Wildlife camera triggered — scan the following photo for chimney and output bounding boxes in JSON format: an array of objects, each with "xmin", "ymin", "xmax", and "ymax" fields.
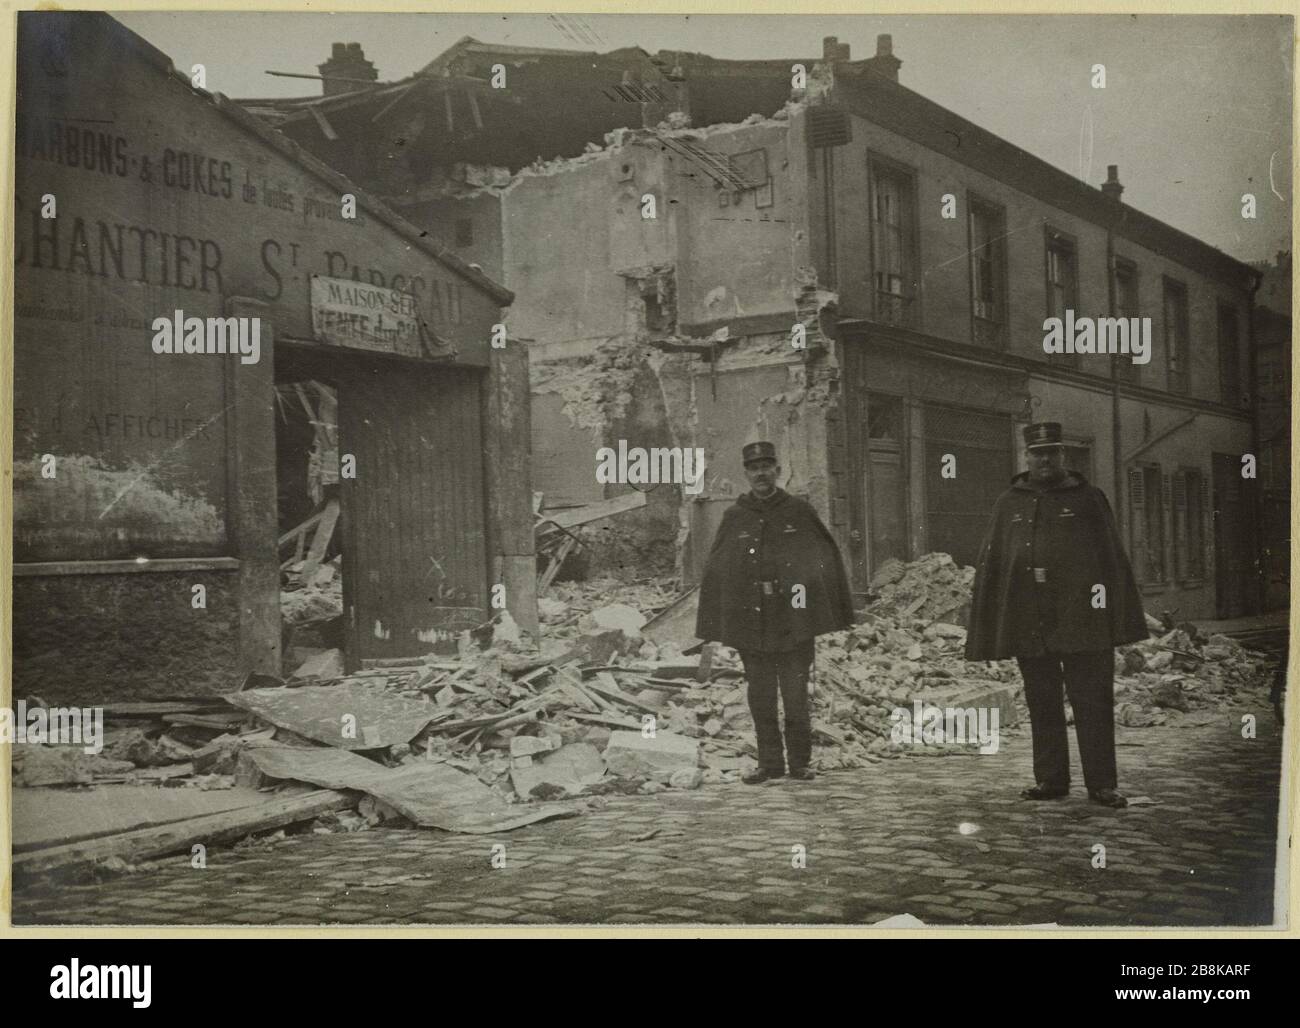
[
  {"xmin": 822, "ymin": 36, "xmax": 851, "ymax": 63},
  {"xmin": 318, "ymin": 42, "xmax": 378, "ymax": 97},
  {"xmin": 1102, "ymin": 164, "xmax": 1124, "ymax": 202},
  {"xmin": 863, "ymin": 34, "xmax": 901, "ymax": 83}
]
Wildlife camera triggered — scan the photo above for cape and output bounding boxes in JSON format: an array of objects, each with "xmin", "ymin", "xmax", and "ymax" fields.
[
  {"xmin": 964, "ymin": 471, "xmax": 1149, "ymax": 660},
  {"xmin": 695, "ymin": 488, "xmax": 855, "ymax": 652}
]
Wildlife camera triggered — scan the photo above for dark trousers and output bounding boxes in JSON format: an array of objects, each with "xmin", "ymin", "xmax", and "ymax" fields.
[
  {"xmin": 739, "ymin": 640, "xmax": 814, "ymax": 774},
  {"xmin": 1016, "ymin": 650, "xmax": 1118, "ymax": 793}
]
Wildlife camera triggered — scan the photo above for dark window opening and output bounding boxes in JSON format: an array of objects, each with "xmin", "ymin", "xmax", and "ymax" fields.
[
  {"xmin": 1045, "ymin": 228, "xmax": 1079, "ymax": 369},
  {"xmin": 969, "ymin": 197, "xmax": 1007, "ymax": 347},
  {"xmin": 1217, "ymin": 302, "xmax": 1241, "ymax": 405},
  {"xmin": 1114, "ymin": 258, "xmax": 1141, "ymax": 384},
  {"xmin": 1163, "ymin": 278, "xmax": 1190, "ymax": 395}
]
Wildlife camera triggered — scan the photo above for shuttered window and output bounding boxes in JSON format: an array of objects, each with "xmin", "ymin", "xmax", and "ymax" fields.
[
  {"xmin": 1114, "ymin": 258, "xmax": 1141, "ymax": 384},
  {"xmin": 1045, "ymin": 227, "xmax": 1079, "ymax": 369},
  {"xmin": 1163, "ymin": 278, "xmax": 1190, "ymax": 395},
  {"xmin": 969, "ymin": 196, "xmax": 1006, "ymax": 347},
  {"xmin": 1128, "ymin": 462, "xmax": 1166, "ymax": 585},
  {"xmin": 1173, "ymin": 467, "xmax": 1206, "ymax": 581}
]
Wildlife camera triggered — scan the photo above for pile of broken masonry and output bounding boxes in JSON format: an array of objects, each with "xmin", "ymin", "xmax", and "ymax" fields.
[{"xmin": 13, "ymin": 553, "xmax": 1279, "ymax": 877}]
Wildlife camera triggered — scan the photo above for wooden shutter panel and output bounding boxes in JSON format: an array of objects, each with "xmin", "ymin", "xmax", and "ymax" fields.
[
  {"xmin": 1160, "ymin": 471, "xmax": 1172, "ymax": 582},
  {"xmin": 1172, "ymin": 470, "xmax": 1188, "ymax": 580},
  {"xmin": 1128, "ymin": 466, "xmax": 1146, "ymax": 583},
  {"xmin": 1199, "ymin": 475, "xmax": 1210, "ymax": 579}
]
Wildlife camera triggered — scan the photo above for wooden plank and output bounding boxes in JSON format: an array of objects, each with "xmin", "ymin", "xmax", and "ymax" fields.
[
  {"xmin": 306, "ymin": 103, "xmax": 340, "ymax": 140},
  {"xmin": 14, "ymin": 789, "xmax": 354, "ymax": 877},
  {"xmin": 540, "ymin": 491, "xmax": 647, "ymax": 530},
  {"xmin": 101, "ymin": 701, "xmax": 231, "ymax": 718},
  {"xmin": 300, "ymin": 497, "xmax": 340, "ymax": 583},
  {"xmin": 585, "ymin": 678, "xmax": 661, "ymax": 715},
  {"xmin": 162, "ymin": 712, "xmax": 247, "ymax": 729},
  {"xmin": 640, "ymin": 585, "xmax": 702, "ymax": 650},
  {"xmin": 568, "ymin": 711, "xmax": 641, "ymax": 730}
]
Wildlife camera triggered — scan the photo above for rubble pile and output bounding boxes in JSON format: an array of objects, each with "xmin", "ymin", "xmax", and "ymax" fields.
[
  {"xmin": 280, "ymin": 555, "xmax": 343, "ymax": 628},
  {"xmin": 1113, "ymin": 625, "xmax": 1275, "ymax": 726},
  {"xmin": 15, "ymin": 555, "xmax": 1280, "ymax": 876}
]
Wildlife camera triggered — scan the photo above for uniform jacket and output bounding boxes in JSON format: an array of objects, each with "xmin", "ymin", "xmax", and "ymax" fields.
[
  {"xmin": 696, "ymin": 488, "xmax": 855, "ymax": 652},
  {"xmin": 964, "ymin": 471, "xmax": 1148, "ymax": 660}
]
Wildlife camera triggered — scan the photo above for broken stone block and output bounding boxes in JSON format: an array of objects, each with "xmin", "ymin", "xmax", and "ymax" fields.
[
  {"xmin": 292, "ymin": 648, "xmax": 345, "ymax": 680},
  {"xmin": 1147, "ymin": 651, "xmax": 1174, "ymax": 670},
  {"xmin": 1150, "ymin": 680, "xmax": 1190, "ymax": 712},
  {"xmin": 510, "ymin": 734, "xmax": 558, "ymax": 759},
  {"xmin": 13, "ymin": 746, "xmax": 136, "ymax": 787},
  {"xmin": 915, "ymin": 681, "xmax": 1020, "ymax": 729},
  {"xmin": 510, "ymin": 742, "xmax": 605, "ymax": 798},
  {"xmin": 435, "ymin": 685, "xmax": 457, "ymax": 707},
  {"xmin": 603, "ymin": 730, "xmax": 699, "ymax": 782},
  {"xmin": 192, "ymin": 734, "xmax": 247, "ymax": 774},
  {"xmin": 579, "ymin": 603, "xmax": 647, "ymax": 637},
  {"xmin": 669, "ymin": 767, "xmax": 704, "ymax": 790}
]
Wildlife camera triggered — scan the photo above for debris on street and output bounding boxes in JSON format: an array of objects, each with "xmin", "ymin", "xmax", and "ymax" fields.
[{"xmin": 12, "ymin": 553, "xmax": 1279, "ymax": 879}]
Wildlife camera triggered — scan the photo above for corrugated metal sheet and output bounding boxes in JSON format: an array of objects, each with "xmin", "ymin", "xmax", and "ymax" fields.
[{"xmin": 339, "ymin": 362, "xmax": 488, "ymax": 661}]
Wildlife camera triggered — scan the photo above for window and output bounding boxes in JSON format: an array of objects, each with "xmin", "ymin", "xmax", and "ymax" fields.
[
  {"xmin": 969, "ymin": 196, "xmax": 1007, "ymax": 347},
  {"xmin": 1045, "ymin": 228, "xmax": 1079, "ymax": 367},
  {"xmin": 870, "ymin": 159, "xmax": 918, "ymax": 327},
  {"xmin": 1163, "ymin": 278, "xmax": 1190, "ymax": 394},
  {"xmin": 1172, "ymin": 467, "xmax": 1206, "ymax": 581},
  {"xmin": 1114, "ymin": 258, "xmax": 1140, "ymax": 384},
  {"xmin": 1217, "ymin": 303, "xmax": 1241, "ymax": 405},
  {"xmin": 1128, "ymin": 463, "xmax": 1167, "ymax": 585},
  {"xmin": 454, "ymin": 218, "xmax": 473, "ymax": 247}
]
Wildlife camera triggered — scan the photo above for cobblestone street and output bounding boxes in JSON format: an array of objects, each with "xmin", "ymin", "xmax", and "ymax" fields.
[{"xmin": 12, "ymin": 713, "xmax": 1284, "ymax": 928}]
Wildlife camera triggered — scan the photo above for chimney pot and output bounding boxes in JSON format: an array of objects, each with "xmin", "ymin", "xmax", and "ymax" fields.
[
  {"xmin": 1102, "ymin": 164, "xmax": 1124, "ymax": 202},
  {"xmin": 822, "ymin": 35, "xmax": 851, "ymax": 62},
  {"xmin": 862, "ymin": 33, "xmax": 901, "ymax": 82},
  {"xmin": 318, "ymin": 41, "xmax": 378, "ymax": 96}
]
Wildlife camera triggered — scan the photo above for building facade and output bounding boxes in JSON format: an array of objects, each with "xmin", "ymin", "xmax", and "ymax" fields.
[
  {"xmin": 12, "ymin": 13, "xmax": 535, "ymax": 703},
  {"xmin": 246, "ymin": 33, "xmax": 1269, "ymax": 620}
]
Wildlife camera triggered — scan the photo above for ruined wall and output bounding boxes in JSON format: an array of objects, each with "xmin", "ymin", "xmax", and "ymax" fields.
[
  {"xmin": 398, "ymin": 191, "xmax": 506, "ymax": 284},
  {"xmin": 673, "ymin": 112, "xmax": 813, "ymax": 329},
  {"xmin": 500, "ymin": 110, "xmax": 839, "ymax": 584}
]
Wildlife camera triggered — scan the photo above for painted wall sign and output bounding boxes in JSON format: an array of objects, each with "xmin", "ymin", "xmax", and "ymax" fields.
[
  {"xmin": 310, "ymin": 275, "xmax": 448, "ymax": 359},
  {"xmin": 13, "ymin": 14, "xmax": 502, "ymax": 561}
]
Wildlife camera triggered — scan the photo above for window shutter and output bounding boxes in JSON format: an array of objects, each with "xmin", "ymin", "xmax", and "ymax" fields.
[
  {"xmin": 1128, "ymin": 467, "xmax": 1146, "ymax": 582},
  {"xmin": 1161, "ymin": 471, "xmax": 1172, "ymax": 581},
  {"xmin": 1172, "ymin": 470, "xmax": 1188, "ymax": 580},
  {"xmin": 1199, "ymin": 476, "xmax": 1210, "ymax": 579}
]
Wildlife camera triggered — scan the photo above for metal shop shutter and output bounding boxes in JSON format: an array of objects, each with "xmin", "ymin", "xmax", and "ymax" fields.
[{"xmin": 923, "ymin": 405, "xmax": 1013, "ymax": 567}]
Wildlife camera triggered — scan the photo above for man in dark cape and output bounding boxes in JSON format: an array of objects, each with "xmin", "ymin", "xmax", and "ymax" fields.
[
  {"xmin": 696, "ymin": 442, "xmax": 855, "ymax": 783},
  {"xmin": 966, "ymin": 421, "xmax": 1147, "ymax": 808}
]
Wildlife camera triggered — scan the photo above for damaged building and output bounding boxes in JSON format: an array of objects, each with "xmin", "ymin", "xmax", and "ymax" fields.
[
  {"xmin": 12, "ymin": 13, "xmax": 535, "ymax": 703},
  {"xmin": 246, "ymin": 33, "xmax": 1264, "ymax": 620}
]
